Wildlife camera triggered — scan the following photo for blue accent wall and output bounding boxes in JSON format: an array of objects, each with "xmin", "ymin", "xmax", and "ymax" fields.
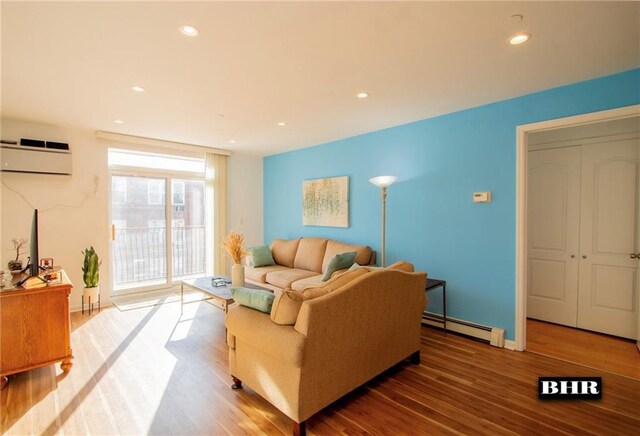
[{"xmin": 264, "ymin": 69, "xmax": 640, "ymax": 340}]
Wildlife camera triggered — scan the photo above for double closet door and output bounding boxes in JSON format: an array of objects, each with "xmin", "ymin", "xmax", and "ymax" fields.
[{"xmin": 527, "ymin": 138, "xmax": 640, "ymax": 339}]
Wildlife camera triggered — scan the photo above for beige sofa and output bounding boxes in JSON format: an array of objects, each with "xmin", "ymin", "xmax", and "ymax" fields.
[
  {"xmin": 245, "ymin": 237, "xmax": 376, "ymax": 293},
  {"xmin": 226, "ymin": 264, "xmax": 427, "ymax": 435}
]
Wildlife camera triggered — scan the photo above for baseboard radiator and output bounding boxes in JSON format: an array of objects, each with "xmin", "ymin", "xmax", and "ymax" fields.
[{"xmin": 422, "ymin": 312, "xmax": 506, "ymax": 348}]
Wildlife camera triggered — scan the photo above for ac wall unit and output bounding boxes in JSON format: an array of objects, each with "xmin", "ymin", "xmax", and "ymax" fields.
[{"xmin": 0, "ymin": 145, "xmax": 72, "ymax": 175}]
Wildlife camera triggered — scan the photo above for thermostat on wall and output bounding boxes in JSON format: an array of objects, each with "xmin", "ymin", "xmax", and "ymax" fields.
[{"xmin": 473, "ymin": 192, "xmax": 492, "ymax": 203}]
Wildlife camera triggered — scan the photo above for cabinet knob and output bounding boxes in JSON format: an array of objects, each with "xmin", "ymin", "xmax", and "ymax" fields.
[
  {"xmin": 570, "ymin": 255, "xmax": 576, "ymax": 258},
  {"xmin": 582, "ymin": 255, "xmax": 587, "ymax": 259},
  {"xmin": 631, "ymin": 253, "xmax": 638, "ymax": 259}
]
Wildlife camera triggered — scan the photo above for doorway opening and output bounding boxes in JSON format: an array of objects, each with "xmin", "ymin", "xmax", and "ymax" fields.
[{"xmin": 515, "ymin": 105, "xmax": 640, "ymax": 371}]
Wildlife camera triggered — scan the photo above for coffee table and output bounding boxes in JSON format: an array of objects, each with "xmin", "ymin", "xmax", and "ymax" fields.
[{"xmin": 180, "ymin": 276, "xmax": 267, "ymax": 315}]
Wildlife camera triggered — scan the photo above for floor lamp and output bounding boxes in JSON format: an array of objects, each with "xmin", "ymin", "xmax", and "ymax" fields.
[{"xmin": 369, "ymin": 175, "xmax": 398, "ymax": 267}]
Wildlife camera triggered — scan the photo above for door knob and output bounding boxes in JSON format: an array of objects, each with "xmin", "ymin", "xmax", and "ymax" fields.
[{"xmin": 582, "ymin": 255, "xmax": 587, "ymax": 259}]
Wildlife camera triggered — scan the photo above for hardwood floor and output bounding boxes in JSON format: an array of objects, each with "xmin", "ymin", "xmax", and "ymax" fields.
[
  {"xmin": 527, "ymin": 318, "xmax": 640, "ymax": 380},
  {"xmin": 2, "ymin": 300, "xmax": 640, "ymax": 435}
]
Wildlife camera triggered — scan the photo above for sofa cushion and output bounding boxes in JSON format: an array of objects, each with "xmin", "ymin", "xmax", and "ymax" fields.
[
  {"xmin": 231, "ymin": 287, "xmax": 276, "ymax": 313},
  {"xmin": 246, "ymin": 264, "xmax": 288, "ymax": 283},
  {"xmin": 247, "ymin": 245, "xmax": 276, "ymax": 267},
  {"xmin": 266, "ymin": 268, "xmax": 318, "ymax": 289},
  {"xmin": 321, "ymin": 251, "xmax": 357, "ymax": 281},
  {"xmin": 271, "ymin": 289, "xmax": 306, "ymax": 325},
  {"xmin": 271, "ymin": 238, "xmax": 300, "ymax": 268},
  {"xmin": 293, "ymin": 238, "xmax": 329, "ymax": 273},
  {"xmin": 301, "ymin": 268, "xmax": 369, "ymax": 300},
  {"xmin": 291, "ymin": 274, "xmax": 323, "ymax": 291},
  {"xmin": 322, "ymin": 240, "xmax": 372, "ymax": 272}
]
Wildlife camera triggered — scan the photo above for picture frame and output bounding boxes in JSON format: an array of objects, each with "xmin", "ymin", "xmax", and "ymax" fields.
[
  {"xmin": 302, "ymin": 176, "xmax": 349, "ymax": 228},
  {"xmin": 40, "ymin": 257, "xmax": 54, "ymax": 270}
]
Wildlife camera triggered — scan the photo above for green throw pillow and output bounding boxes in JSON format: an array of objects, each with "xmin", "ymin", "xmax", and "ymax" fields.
[
  {"xmin": 231, "ymin": 287, "xmax": 275, "ymax": 313},
  {"xmin": 322, "ymin": 251, "xmax": 357, "ymax": 281},
  {"xmin": 247, "ymin": 245, "xmax": 275, "ymax": 267}
]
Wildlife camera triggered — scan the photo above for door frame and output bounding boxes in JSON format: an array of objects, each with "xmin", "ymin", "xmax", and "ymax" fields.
[{"xmin": 514, "ymin": 104, "xmax": 640, "ymax": 351}]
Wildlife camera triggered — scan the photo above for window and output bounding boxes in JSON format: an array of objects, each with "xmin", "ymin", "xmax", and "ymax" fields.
[
  {"xmin": 147, "ymin": 179, "xmax": 165, "ymax": 205},
  {"xmin": 172, "ymin": 180, "xmax": 185, "ymax": 205},
  {"xmin": 108, "ymin": 149, "xmax": 205, "ymax": 174},
  {"xmin": 109, "ymin": 148, "xmax": 207, "ymax": 293},
  {"xmin": 148, "ymin": 220, "xmax": 165, "ymax": 228},
  {"xmin": 112, "ymin": 177, "xmax": 127, "ymax": 204}
]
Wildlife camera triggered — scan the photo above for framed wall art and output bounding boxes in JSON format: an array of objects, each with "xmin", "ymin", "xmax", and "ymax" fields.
[{"xmin": 302, "ymin": 176, "xmax": 349, "ymax": 228}]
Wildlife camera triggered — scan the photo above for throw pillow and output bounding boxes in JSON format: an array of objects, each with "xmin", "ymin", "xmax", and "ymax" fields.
[
  {"xmin": 231, "ymin": 287, "xmax": 275, "ymax": 313},
  {"xmin": 322, "ymin": 251, "xmax": 357, "ymax": 281},
  {"xmin": 302, "ymin": 267, "xmax": 369, "ymax": 299},
  {"xmin": 270, "ymin": 289, "xmax": 306, "ymax": 325},
  {"xmin": 247, "ymin": 245, "xmax": 276, "ymax": 267}
]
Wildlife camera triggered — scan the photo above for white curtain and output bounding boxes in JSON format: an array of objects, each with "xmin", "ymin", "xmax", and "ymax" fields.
[{"xmin": 205, "ymin": 153, "xmax": 228, "ymax": 276}]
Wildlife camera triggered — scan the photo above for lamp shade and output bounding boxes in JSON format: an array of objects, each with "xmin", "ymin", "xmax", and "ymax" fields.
[{"xmin": 369, "ymin": 175, "xmax": 398, "ymax": 188}]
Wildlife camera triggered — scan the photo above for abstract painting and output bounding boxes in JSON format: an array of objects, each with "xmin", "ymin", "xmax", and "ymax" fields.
[{"xmin": 302, "ymin": 176, "xmax": 349, "ymax": 227}]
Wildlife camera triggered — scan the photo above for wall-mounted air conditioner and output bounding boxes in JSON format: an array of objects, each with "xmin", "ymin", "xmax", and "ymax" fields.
[{"xmin": 1, "ymin": 144, "xmax": 72, "ymax": 175}]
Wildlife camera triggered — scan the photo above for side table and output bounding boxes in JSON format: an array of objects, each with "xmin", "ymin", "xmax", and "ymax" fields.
[{"xmin": 424, "ymin": 278, "xmax": 447, "ymax": 335}]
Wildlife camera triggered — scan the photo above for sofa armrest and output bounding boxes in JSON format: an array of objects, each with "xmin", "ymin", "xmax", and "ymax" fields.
[{"xmin": 226, "ymin": 305, "xmax": 307, "ymax": 368}]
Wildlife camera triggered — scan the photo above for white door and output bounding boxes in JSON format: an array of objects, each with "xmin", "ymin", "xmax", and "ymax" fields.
[
  {"xmin": 577, "ymin": 139, "xmax": 640, "ymax": 339},
  {"xmin": 527, "ymin": 147, "xmax": 582, "ymax": 326}
]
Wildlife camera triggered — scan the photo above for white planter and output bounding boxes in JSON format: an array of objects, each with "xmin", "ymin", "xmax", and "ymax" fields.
[
  {"xmin": 82, "ymin": 285, "xmax": 101, "ymax": 314},
  {"xmin": 83, "ymin": 285, "xmax": 100, "ymax": 300},
  {"xmin": 231, "ymin": 264, "xmax": 245, "ymax": 288}
]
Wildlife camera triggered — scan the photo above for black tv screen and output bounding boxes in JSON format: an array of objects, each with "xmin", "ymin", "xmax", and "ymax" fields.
[{"xmin": 29, "ymin": 209, "xmax": 39, "ymax": 277}]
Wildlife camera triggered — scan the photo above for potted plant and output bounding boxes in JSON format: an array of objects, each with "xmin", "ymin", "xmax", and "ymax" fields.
[
  {"xmin": 222, "ymin": 231, "xmax": 248, "ymax": 287},
  {"xmin": 81, "ymin": 246, "xmax": 101, "ymax": 314},
  {"xmin": 8, "ymin": 238, "xmax": 27, "ymax": 271}
]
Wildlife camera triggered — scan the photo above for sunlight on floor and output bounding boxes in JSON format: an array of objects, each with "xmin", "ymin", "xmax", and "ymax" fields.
[{"xmin": 170, "ymin": 302, "xmax": 200, "ymax": 341}]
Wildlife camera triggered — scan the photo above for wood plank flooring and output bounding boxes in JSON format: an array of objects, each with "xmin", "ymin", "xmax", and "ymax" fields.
[
  {"xmin": 2, "ymin": 300, "xmax": 640, "ymax": 435},
  {"xmin": 527, "ymin": 318, "xmax": 640, "ymax": 380}
]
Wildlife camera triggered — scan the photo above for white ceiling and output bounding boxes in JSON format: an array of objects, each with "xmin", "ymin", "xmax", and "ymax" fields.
[{"xmin": 2, "ymin": 1, "xmax": 638, "ymax": 156}]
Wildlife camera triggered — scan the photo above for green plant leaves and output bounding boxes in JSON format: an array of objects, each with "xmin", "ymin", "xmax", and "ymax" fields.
[{"xmin": 81, "ymin": 246, "xmax": 101, "ymax": 288}]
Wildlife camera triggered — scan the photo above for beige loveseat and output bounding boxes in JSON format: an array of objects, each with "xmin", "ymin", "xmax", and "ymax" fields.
[
  {"xmin": 245, "ymin": 237, "xmax": 376, "ymax": 293},
  {"xmin": 226, "ymin": 264, "xmax": 427, "ymax": 435}
]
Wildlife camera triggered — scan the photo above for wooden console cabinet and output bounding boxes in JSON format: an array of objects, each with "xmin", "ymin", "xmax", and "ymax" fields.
[{"xmin": 0, "ymin": 271, "xmax": 73, "ymax": 388}]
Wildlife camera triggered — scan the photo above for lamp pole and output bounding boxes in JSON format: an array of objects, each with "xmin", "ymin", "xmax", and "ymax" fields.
[
  {"xmin": 369, "ymin": 176, "xmax": 397, "ymax": 268},
  {"xmin": 381, "ymin": 186, "xmax": 387, "ymax": 267}
]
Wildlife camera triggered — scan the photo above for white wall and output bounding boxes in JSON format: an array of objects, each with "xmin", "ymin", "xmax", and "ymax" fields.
[
  {"xmin": 228, "ymin": 152, "xmax": 263, "ymax": 247},
  {"xmin": 1, "ymin": 118, "xmax": 110, "ymax": 311},
  {"xmin": 1, "ymin": 118, "xmax": 263, "ymax": 311}
]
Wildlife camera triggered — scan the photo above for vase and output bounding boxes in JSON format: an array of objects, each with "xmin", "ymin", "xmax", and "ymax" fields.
[{"xmin": 231, "ymin": 264, "xmax": 245, "ymax": 288}]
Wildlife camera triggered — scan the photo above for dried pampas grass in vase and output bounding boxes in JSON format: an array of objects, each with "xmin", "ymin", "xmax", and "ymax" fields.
[{"xmin": 222, "ymin": 231, "xmax": 248, "ymax": 287}]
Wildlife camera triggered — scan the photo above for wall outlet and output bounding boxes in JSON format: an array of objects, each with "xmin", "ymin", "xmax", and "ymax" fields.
[{"xmin": 473, "ymin": 192, "xmax": 492, "ymax": 203}]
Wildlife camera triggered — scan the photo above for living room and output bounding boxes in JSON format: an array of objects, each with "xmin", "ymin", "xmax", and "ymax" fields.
[{"xmin": 1, "ymin": 1, "xmax": 639, "ymax": 435}]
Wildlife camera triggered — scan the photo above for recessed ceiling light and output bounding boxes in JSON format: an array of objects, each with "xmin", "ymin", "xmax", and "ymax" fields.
[
  {"xmin": 508, "ymin": 32, "xmax": 531, "ymax": 45},
  {"xmin": 229, "ymin": 140, "xmax": 236, "ymax": 144},
  {"xmin": 131, "ymin": 86, "xmax": 145, "ymax": 92},
  {"xmin": 114, "ymin": 119, "xmax": 124, "ymax": 124},
  {"xmin": 180, "ymin": 25, "xmax": 199, "ymax": 37},
  {"xmin": 357, "ymin": 92, "xmax": 369, "ymax": 99},
  {"xmin": 277, "ymin": 122, "xmax": 286, "ymax": 126}
]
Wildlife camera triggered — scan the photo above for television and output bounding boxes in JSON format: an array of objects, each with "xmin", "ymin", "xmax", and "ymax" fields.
[
  {"xmin": 29, "ymin": 209, "xmax": 40, "ymax": 277},
  {"xmin": 15, "ymin": 209, "xmax": 41, "ymax": 287}
]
